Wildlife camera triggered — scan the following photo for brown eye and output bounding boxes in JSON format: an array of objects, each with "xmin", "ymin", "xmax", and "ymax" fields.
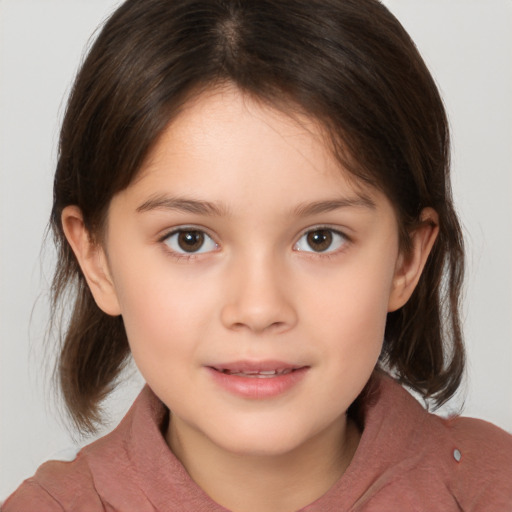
[
  {"xmin": 177, "ymin": 231, "xmax": 204, "ymax": 252},
  {"xmin": 306, "ymin": 230, "xmax": 333, "ymax": 252},
  {"xmin": 164, "ymin": 229, "xmax": 217, "ymax": 254},
  {"xmin": 294, "ymin": 228, "xmax": 347, "ymax": 253}
]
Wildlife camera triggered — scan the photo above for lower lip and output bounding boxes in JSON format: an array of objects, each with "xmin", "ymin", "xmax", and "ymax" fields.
[{"xmin": 206, "ymin": 367, "xmax": 309, "ymax": 399}]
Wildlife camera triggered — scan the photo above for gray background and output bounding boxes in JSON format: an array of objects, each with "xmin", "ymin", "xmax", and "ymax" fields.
[{"xmin": 1, "ymin": 0, "xmax": 511, "ymax": 499}]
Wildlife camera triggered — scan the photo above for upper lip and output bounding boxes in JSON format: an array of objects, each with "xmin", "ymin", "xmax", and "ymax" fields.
[{"xmin": 208, "ymin": 360, "xmax": 306, "ymax": 373}]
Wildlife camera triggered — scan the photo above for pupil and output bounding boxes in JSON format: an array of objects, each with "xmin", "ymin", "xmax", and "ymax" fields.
[
  {"xmin": 178, "ymin": 231, "xmax": 204, "ymax": 252},
  {"xmin": 307, "ymin": 230, "xmax": 332, "ymax": 252}
]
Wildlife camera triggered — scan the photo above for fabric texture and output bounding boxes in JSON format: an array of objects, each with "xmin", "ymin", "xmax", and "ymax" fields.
[{"xmin": 3, "ymin": 375, "xmax": 512, "ymax": 511}]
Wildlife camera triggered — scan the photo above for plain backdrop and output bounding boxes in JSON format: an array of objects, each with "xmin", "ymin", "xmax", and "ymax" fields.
[{"xmin": 1, "ymin": 0, "xmax": 511, "ymax": 500}]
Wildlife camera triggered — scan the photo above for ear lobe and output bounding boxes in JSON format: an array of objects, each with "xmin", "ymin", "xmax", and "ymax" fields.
[
  {"xmin": 61, "ymin": 206, "xmax": 121, "ymax": 316},
  {"xmin": 388, "ymin": 207, "xmax": 439, "ymax": 312}
]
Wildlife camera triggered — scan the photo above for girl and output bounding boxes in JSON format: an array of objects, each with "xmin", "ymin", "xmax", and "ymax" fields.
[{"xmin": 3, "ymin": 0, "xmax": 512, "ymax": 510}]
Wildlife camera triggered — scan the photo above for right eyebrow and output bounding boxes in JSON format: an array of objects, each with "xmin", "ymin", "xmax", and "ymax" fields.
[{"xmin": 136, "ymin": 195, "xmax": 228, "ymax": 216}]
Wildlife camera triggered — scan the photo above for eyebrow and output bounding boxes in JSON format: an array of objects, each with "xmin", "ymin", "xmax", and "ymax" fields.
[
  {"xmin": 136, "ymin": 193, "xmax": 376, "ymax": 217},
  {"xmin": 136, "ymin": 195, "xmax": 228, "ymax": 216},
  {"xmin": 293, "ymin": 195, "xmax": 377, "ymax": 216}
]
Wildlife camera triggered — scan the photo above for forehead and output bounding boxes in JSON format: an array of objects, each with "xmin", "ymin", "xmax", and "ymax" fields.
[{"xmin": 128, "ymin": 86, "xmax": 387, "ymax": 214}]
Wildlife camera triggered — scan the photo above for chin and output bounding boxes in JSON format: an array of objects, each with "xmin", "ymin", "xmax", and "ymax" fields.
[{"xmin": 207, "ymin": 421, "xmax": 323, "ymax": 459}]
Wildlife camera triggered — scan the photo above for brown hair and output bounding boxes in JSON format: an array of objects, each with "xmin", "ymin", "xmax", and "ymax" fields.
[{"xmin": 51, "ymin": 0, "xmax": 465, "ymax": 432}]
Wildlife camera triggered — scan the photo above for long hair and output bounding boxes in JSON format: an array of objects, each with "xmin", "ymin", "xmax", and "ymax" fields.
[{"xmin": 51, "ymin": 0, "xmax": 464, "ymax": 432}]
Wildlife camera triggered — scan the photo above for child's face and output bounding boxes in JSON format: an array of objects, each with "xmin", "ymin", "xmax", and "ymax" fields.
[{"xmin": 88, "ymin": 87, "xmax": 417, "ymax": 457}]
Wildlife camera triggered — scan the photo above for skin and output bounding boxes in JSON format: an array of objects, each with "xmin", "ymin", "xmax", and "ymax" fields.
[{"xmin": 63, "ymin": 86, "xmax": 438, "ymax": 512}]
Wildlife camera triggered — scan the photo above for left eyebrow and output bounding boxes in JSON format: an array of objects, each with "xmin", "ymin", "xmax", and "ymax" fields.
[
  {"xmin": 293, "ymin": 195, "xmax": 377, "ymax": 217},
  {"xmin": 136, "ymin": 195, "xmax": 228, "ymax": 216}
]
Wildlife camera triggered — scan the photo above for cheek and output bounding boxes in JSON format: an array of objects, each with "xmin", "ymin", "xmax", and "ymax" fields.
[
  {"xmin": 304, "ymin": 251, "xmax": 397, "ymax": 366},
  {"xmin": 308, "ymin": 255, "xmax": 395, "ymax": 328},
  {"xmin": 110, "ymin": 256, "xmax": 216, "ymax": 362},
  {"xmin": 119, "ymin": 283, "xmax": 207, "ymax": 394},
  {"xmin": 316, "ymin": 285, "xmax": 390, "ymax": 404}
]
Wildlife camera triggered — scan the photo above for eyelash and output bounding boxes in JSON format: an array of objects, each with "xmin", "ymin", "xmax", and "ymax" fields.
[
  {"xmin": 293, "ymin": 226, "xmax": 350, "ymax": 257},
  {"xmin": 158, "ymin": 225, "xmax": 350, "ymax": 261},
  {"xmin": 159, "ymin": 226, "xmax": 219, "ymax": 261}
]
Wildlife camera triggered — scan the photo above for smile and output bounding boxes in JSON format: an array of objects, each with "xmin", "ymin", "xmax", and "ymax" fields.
[{"xmin": 207, "ymin": 362, "xmax": 309, "ymax": 398}]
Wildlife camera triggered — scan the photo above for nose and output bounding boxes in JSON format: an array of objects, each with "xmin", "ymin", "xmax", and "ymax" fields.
[{"xmin": 220, "ymin": 253, "xmax": 298, "ymax": 334}]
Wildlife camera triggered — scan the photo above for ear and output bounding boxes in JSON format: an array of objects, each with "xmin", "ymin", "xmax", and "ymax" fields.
[
  {"xmin": 388, "ymin": 207, "xmax": 439, "ymax": 312},
  {"xmin": 61, "ymin": 206, "xmax": 121, "ymax": 316}
]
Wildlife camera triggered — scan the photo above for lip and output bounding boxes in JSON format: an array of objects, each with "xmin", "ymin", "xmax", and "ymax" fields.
[{"xmin": 206, "ymin": 360, "xmax": 309, "ymax": 399}]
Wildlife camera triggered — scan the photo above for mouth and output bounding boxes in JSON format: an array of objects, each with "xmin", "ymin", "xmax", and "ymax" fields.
[{"xmin": 206, "ymin": 361, "xmax": 309, "ymax": 398}]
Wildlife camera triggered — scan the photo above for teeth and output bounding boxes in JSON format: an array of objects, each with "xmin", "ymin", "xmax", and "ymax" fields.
[{"xmin": 221, "ymin": 368, "xmax": 294, "ymax": 377}]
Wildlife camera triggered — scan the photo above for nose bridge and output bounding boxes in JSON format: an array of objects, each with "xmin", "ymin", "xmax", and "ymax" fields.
[{"xmin": 220, "ymin": 246, "xmax": 297, "ymax": 334}]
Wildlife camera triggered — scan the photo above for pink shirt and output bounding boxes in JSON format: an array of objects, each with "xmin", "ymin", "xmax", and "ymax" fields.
[{"xmin": 4, "ymin": 375, "xmax": 512, "ymax": 511}]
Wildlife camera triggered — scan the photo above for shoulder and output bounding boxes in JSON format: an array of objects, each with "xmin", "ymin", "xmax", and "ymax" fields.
[
  {"xmin": 448, "ymin": 414, "xmax": 512, "ymax": 462},
  {"xmin": 365, "ymin": 376, "xmax": 512, "ymax": 510},
  {"xmin": 408, "ymin": 397, "xmax": 512, "ymax": 510},
  {"xmin": 1, "ymin": 455, "xmax": 103, "ymax": 512},
  {"xmin": 2, "ymin": 386, "xmax": 164, "ymax": 512},
  {"xmin": 377, "ymin": 376, "xmax": 512, "ymax": 472},
  {"xmin": 440, "ymin": 414, "xmax": 512, "ymax": 509},
  {"xmin": 440, "ymin": 413, "xmax": 512, "ymax": 473}
]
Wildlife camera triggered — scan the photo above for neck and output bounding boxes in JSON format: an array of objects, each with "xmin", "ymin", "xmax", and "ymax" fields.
[{"xmin": 166, "ymin": 415, "xmax": 360, "ymax": 512}]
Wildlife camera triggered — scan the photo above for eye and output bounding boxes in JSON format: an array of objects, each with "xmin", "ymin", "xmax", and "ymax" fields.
[
  {"xmin": 163, "ymin": 229, "xmax": 218, "ymax": 254},
  {"xmin": 294, "ymin": 228, "xmax": 347, "ymax": 253}
]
